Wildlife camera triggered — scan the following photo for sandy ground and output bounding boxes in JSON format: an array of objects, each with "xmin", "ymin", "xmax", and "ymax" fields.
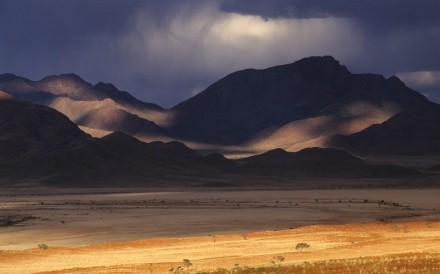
[
  {"xmin": 1, "ymin": 221, "xmax": 440, "ymax": 273},
  {"xmin": 1, "ymin": 188, "xmax": 440, "ymax": 273},
  {"xmin": 1, "ymin": 188, "xmax": 440, "ymax": 250}
]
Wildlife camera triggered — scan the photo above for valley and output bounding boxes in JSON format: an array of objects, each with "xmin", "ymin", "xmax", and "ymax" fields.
[
  {"xmin": 1, "ymin": 187, "xmax": 440, "ymax": 250},
  {"xmin": 1, "ymin": 56, "xmax": 440, "ymax": 273},
  {"xmin": 3, "ymin": 0, "xmax": 440, "ymax": 271},
  {"xmin": 1, "ymin": 187, "xmax": 440, "ymax": 273}
]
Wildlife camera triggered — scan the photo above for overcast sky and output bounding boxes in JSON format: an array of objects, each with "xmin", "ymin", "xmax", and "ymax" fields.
[{"xmin": 1, "ymin": 0, "xmax": 439, "ymax": 107}]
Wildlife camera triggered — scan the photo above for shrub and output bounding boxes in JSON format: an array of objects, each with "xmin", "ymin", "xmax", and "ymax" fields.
[
  {"xmin": 295, "ymin": 242, "xmax": 310, "ymax": 251},
  {"xmin": 38, "ymin": 243, "xmax": 48, "ymax": 250},
  {"xmin": 183, "ymin": 258, "xmax": 192, "ymax": 269}
]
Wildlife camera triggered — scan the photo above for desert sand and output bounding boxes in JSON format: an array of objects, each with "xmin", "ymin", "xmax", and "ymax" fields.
[{"xmin": 1, "ymin": 188, "xmax": 440, "ymax": 273}]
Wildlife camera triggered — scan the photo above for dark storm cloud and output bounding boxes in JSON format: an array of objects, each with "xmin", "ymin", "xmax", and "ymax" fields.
[
  {"xmin": 218, "ymin": 0, "xmax": 440, "ymax": 29},
  {"xmin": 218, "ymin": 0, "xmax": 440, "ymax": 67},
  {"xmin": 0, "ymin": 0, "xmax": 143, "ymax": 78},
  {"xmin": 220, "ymin": 0, "xmax": 440, "ymax": 100},
  {"xmin": 0, "ymin": 0, "xmax": 143, "ymax": 51},
  {"xmin": 1, "ymin": 0, "xmax": 439, "ymax": 106},
  {"xmin": 0, "ymin": 0, "xmax": 218, "ymax": 107}
]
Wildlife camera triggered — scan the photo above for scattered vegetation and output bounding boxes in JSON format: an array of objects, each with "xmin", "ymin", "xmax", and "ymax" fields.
[
  {"xmin": 169, "ymin": 259, "xmax": 193, "ymax": 274},
  {"xmin": 202, "ymin": 253, "xmax": 440, "ymax": 274},
  {"xmin": 169, "ymin": 266, "xmax": 185, "ymax": 274},
  {"xmin": 0, "ymin": 215, "xmax": 36, "ymax": 227},
  {"xmin": 183, "ymin": 259, "xmax": 193, "ymax": 269},
  {"xmin": 271, "ymin": 255, "xmax": 285, "ymax": 267},
  {"xmin": 295, "ymin": 242, "xmax": 310, "ymax": 251},
  {"xmin": 38, "ymin": 243, "xmax": 48, "ymax": 250}
]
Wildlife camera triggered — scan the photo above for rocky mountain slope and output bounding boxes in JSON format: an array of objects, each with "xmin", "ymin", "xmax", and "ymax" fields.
[{"xmin": 0, "ymin": 94, "xmax": 420, "ymax": 186}]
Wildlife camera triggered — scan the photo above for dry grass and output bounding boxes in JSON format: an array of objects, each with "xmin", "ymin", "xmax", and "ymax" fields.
[
  {"xmin": 206, "ymin": 253, "xmax": 440, "ymax": 274},
  {"xmin": 2, "ymin": 220, "xmax": 440, "ymax": 274},
  {"xmin": 24, "ymin": 251, "xmax": 440, "ymax": 274}
]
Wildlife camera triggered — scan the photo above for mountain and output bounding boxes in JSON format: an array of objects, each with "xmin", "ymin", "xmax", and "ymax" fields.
[
  {"xmin": 46, "ymin": 96, "xmax": 164, "ymax": 136},
  {"xmin": 244, "ymin": 108, "xmax": 393, "ymax": 152},
  {"xmin": 0, "ymin": 73, "xmax": 162, "ymax": 110},
  {"xmin": 330, "ymin": 109, "xmax": 440, "ymax": 155},
  {"xmin": 169, "ymin": 56, "xmax": 437, "ymax": 148},
  {"xmin": 0, "ymin": 73, "xmax": 168, "ymax": 138},
  {"xmin": 0, "ymin": 97, "xmax": 207, "ymax": 185},
  {"xmin": 0, "ymin": 97, "xmax": 422, "ymax": 186},
  {"xmin": 235, "ymin": 147, "xmax": 418, "ymax": 178},
  {"xmin": 0, "ymin": 95, "xmax": 87, "ymax": 146},
  {"xmin": 1, "ymin": 56, "xmax": 439, "ymax": 156},
  {"xmin": 0, "ymin": 96, "xmax": 90, "ymax": 181}
]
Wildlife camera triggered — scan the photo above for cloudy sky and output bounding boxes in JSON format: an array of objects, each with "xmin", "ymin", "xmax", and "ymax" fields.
[{"xmin": 1, "ymin": 0, "xmax": 439, "ymax": 107}]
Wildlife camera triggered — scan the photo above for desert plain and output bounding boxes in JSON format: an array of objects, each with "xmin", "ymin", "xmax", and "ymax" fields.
[{"xmin": 1, "ymin": 186, "xmax": 440, "ymax": 273}]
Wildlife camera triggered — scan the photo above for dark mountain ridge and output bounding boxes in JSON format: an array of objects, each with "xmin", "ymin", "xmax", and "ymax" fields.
[
  {"xmin": 235, "ymin": 147, "xmax": 418, "ymax": 178},
  {"xmin": 331, "ymin": 109, "xmax": 440, "ymax": 155},
  {"xmin": 0, "ymin": 73, "xmax": 165, "ymax": 137},
  {"xmin": 0, "ymin": 97, "xmax": 422, "ymax": 186},
  {"xmin": 0, "ymin": 73, "xmax": 162, "ymax": 110},
  {"xmin": 0, "ymin": 98, "xmax": 201, "ymax": 185},
  {"xmin": 169, "ymin": 56, "xmax": 437, "ymax": 144},
  {"xmin": 0, "ymin": 97, "xmax": 87, "ymax": 145},
  {"xmin": 1, "ymin": 56, "xmax": 440, "ymax": 157}
]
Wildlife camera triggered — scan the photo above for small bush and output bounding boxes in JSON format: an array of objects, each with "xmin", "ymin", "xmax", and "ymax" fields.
[
  {"xmin": 38, "ymin": 243, "xmax": 48, "ymax": 250},
  {"xmin": 183, "ymin": 258, "xmax": 192, "ymax": 269},
  {"xmin": 295, "ymin": 242, "xmax": 310, "ymax": 251}
]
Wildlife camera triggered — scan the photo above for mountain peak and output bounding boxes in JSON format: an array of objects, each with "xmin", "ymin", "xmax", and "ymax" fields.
[
  {"xmin": 95, "ymin": 81, "xmax": 118, "ymax": 93},
  {"xmin": 386, "ymin": 75, "xmax": 406, "ymax": 87},
  {"xmin": 40, "ymin": 73, "xmax": 86, "ymax": 86},
  {"xmin": 0, "ymin": 73, "xmax": 20, "ymax": 81},
  {"xmin": 292, "ymin": 55, "xmax": 350, "ymax": 82},
  {"xmin": 0, "ymin": 73, "xmax": 34, "ymax": 85},
  {"xmin": 94, "ymin": 81, "xmax": 163, "ymax": 111},
  {"xmin": 295, "ymin": 55, "xmax": 339, "ymax": 65}
]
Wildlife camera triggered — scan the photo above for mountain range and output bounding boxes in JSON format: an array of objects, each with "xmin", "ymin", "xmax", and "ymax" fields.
[
  {"xmin": 1, "ymin": 56, "xmax": 440, "ymax": 186},
  {"xmin": 2, "ymin": 56, "xmax": 438, "ymax": 156},
  {"xmin": 0, "ymin": 73, "xmax": 167, "ymax": 139},
  {"xmin": 0, "ymin": 94, "xmax": 419, "ymax": 186}
]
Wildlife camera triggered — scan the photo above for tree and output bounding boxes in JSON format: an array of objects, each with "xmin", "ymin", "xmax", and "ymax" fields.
[{"xmin": 295, "ymin": 242, "xmax": 310, "ymax": 251}]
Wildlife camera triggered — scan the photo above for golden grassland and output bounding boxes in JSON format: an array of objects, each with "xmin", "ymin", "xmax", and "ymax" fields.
[
  {"xmin": 1, "ymin": 221, "xmax": 440, "ymax": 274},
  {"xmin": 206, "ymin": 253, "xmax": 440, "ymax": 274}
]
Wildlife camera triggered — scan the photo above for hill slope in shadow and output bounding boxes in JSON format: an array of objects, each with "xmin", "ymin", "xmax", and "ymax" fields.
[{"xmin": 330, "ymin": 110, "xmax": 440, "ymax": 155}]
